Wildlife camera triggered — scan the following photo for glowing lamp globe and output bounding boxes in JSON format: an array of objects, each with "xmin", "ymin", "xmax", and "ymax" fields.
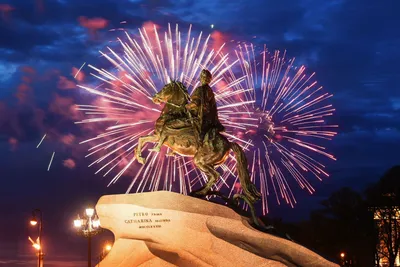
[
  {"xmin": 92, "ymin": 218, "xmax": 101, "ymax": 228},
  {"xmin": 74, "ymin": 217, "xmax": 83, "ymax": 228},
  {"xmin": 85, "ymin": 208, "xmax": 95, "ymax": 217},
  {"xmin": 30, "ymin": 213, "xmax": 38, "ymax": 226}
]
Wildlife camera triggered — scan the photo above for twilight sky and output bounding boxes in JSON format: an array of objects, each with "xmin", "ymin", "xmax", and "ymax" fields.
[{"xmin": 0, "ymin": 0, "xmax": 399, "ymax": 266}]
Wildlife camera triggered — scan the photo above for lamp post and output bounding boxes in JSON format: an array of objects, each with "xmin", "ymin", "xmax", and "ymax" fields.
[
  {"xmin": 30, "ymin": 209, "xmax": 44, "ymax": 267},
  {"xmin": 73, "ymin": 208, "xmax": 103, "ymax": 267}
]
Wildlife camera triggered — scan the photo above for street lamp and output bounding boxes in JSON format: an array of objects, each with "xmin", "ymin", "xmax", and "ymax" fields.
[
  {"xmin": 104, "ymin": 243, "xmax": 112, "ymax": 253},
  {"xmin": 29, "ymin": 209, "xmax": 44, "ymax": 267},
  {"xmin": 73, "ymin": 207, "xmax": 103, "ymax": 267},
  {"xmin": 340, "ymin": 252, "xmax": 346, "ymax": 266}
]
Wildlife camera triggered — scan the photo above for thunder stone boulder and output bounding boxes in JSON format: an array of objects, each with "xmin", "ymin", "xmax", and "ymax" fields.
[{"xmin": 95, "ymin": 191, "xmax": 338, "ymax": 267}]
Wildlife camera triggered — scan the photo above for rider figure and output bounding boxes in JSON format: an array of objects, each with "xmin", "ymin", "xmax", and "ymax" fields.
[{"xmin": 186, "ymin": 69, "xmax": 225, "ymax": 146}]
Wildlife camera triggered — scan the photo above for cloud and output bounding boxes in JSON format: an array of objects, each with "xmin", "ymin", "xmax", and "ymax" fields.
[
  {"xmin": 57, "ymin": 76, "xmax": 76, "ymax": 90},
  {"xmin": 0, "ymin": 1, "xmax": 145, "ymax": 65},
  {"xmin": 0, "ymin": 61, "xmax": 18, "ymax": 82},
  {"xmin": 63, "ymin": 158, "xmax": 76, "ymax": 169},
  {"xmin": 79, "ymin": 16, "xmax": 108, "ymax": 30},
  {"xmin": 0, "ymin": 21, "xmax": 61, "ymax": 54},
  {"xmin": 0, "ymin": 3, "xmax": 14, "ymax": 22},
  {"xmin": 71, "ymin": 66, "xmax": 85, "ymax": 82},
  {"xmin": 0, "ymin": 102, "xmax": 23, "ymax": 137},
  {"xmin": 15, "ymin": 83, "xmax": 32, "ymax": 104},
  {"xmin": 8, "ymin": 137, "xmax": 18, "ymax": 150},
  {"xmin": 391, "ymin": 98, "xmax": 400, "ymax": 110},
  {"xmin": 1, "ymin": 0, "xmax": 398, "ymax": 143},
  {"xmin": 48, "ymin": 94, "xmax": 77, "ymax": 119},
  {"xmin": 78, "ymin": 16, "xmax": 108, "ymax": 39},
  {"xmin": 60, "ymin": 134, "xmax": 76, "ymax": 145}
]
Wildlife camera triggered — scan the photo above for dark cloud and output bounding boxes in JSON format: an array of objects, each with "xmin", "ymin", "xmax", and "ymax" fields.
[
  {"xmin": 10, "ymin": 0, "xmax": 137, "ymax": 26},
  {"xmin": 0, "ymin": 22, "xmax": 60, "ymax": 51},
  {"xmin": 0, "ymin": 0, "xmax": 398, "ymax": 171},
  {"xmin": 0, "ymin": 0, "xmax": 147, "ymax": 64}
]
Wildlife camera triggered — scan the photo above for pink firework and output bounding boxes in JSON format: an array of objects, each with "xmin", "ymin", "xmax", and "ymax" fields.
[{"xmin": 227, "ymin": 44, "xmax": 337, "ymax": 214}]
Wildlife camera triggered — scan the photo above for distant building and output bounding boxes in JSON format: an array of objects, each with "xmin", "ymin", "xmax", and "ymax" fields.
[{"xmin": 373, "ymin": 206, "xmax": 400, "ymax": 266}]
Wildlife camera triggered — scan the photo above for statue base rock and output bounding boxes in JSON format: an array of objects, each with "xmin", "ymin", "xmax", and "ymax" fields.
[{"xmin": 95, "ymin": 191, "xmax": 338, "ymax": 267}]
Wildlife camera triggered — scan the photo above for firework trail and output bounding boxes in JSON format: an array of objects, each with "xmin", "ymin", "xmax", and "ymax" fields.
[
  {"xmin": 36, "ymin": 134, "xmax": 47, "ymax": 148},
  {"xmin": 76, "ymin": 23, "xmax": 251, "ymax": 196},
  {"xmin": 47, "ymin": 151, "xmax": 55, "ymax": 171},
  {"xmin": 76, "ymin": 23, "xmax": 336, "ymax": 214}
]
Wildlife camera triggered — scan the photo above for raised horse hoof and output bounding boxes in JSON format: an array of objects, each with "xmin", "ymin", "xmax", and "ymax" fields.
[
  {"xmin": 134, "ymin": 148, "xmax": 145, "ymax": 165},
  {"xmin": 137, "ymin": 156, "xmax": 146, "ymax": 165},
  {"xmin": 138, "ymin": 158, "xmax": 146, "ymax": 165}
]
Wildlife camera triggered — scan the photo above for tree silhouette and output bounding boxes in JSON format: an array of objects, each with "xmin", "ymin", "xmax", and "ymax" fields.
[
  {"xmin": 282, "ymin": 187, "xmax": 374, "ymax": 266},
  {"xmin": 367, "ymin": 166, "xmax": 400, "ymax": 267}
]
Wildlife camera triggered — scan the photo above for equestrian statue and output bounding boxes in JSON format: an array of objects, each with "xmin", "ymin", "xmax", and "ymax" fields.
[{"xmin": 134, "ymin": 69, "xmax": 261, "ymax": 217}]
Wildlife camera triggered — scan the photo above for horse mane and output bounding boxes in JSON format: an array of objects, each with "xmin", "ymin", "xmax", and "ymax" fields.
[
  {"xmin": 170, "ymin": 80, "xmax": 190, "ymax": 103},
  {"xmin": 170, "ymin": 80, "xmax": 188, "ymax": 91}
]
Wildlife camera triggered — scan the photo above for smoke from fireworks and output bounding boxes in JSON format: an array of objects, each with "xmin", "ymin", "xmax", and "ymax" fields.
[{"xmin": 76, "ymin": 23, "xmax": 336, "ymax": 214}]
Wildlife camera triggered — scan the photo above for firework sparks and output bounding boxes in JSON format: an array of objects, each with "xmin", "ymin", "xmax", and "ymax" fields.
[
  {"xmin": 36, "ymin": 133, "xmax": 47, "ymax": 148},
  {"xmin": 47, "ymin": 151, "xmax": 55, "ymax": 171},
  {"xmin": 229, "ymin": 44, "xmax": 337, "ymax": 214}
]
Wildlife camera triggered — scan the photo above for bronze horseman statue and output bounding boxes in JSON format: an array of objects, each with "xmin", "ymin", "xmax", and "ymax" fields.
[{"xmin": 135, "ymin": 69, "xmax": 261, "ymax": 220}]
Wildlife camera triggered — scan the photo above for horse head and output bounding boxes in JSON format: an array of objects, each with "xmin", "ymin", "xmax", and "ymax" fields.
[{"xmin": 153, "ymin": 81, "xmax": 190, "ymax": 107}]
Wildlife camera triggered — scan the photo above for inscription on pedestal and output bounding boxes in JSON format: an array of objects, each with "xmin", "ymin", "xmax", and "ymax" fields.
[{"xmin": 124, "ymin": 212, "xmax": 171, "ymax": 229}]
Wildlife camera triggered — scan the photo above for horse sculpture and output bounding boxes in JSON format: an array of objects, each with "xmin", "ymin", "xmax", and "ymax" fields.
[{"xmin": 134, "ymin": 81, "xmax": 261, "ymax": 206}]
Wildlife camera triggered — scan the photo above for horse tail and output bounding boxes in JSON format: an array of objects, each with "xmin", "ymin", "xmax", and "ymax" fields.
[
  {"xmin": 231, "ymin": 142, "xmax": 252, "ymax": 186},
  {"xmin": 230, "ymin": 142, "xmax": 261, "ymax": 203}
]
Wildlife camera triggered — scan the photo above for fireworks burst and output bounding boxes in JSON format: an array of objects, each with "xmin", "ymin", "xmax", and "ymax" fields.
[
  {"xmin": 76, "ymin": 23, "xmax": 337, "ymax": 214},
  {"xmin": 230, "ymin": 44, "xmax": 337, "ymax": 214}
]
